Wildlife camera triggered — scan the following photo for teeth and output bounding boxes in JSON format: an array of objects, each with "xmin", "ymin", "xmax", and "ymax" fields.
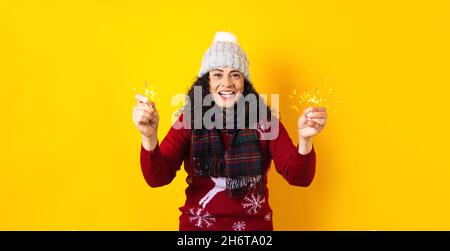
[{"xmin": 219, "ymin": 91, "xmax": 235, "ymax": 95}]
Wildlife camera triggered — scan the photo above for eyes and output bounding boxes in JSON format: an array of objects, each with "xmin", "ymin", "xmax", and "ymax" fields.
[{"xmin": 211, "ymin": 72, "xmax": 242, "ymax": 80}]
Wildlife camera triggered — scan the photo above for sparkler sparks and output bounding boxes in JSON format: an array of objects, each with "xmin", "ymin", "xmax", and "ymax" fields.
[
  {"xmin": 289, "ymin": 83, "xmax": 341, "ymax": 113},
  {"xmin": 144, "ymin": 81, "xmax": 161, "ymax": 103}
]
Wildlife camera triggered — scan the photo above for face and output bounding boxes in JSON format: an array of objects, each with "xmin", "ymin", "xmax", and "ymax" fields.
[{"xmin": 208, "ymin": 67, "xmax": 245, "ymax": 108}]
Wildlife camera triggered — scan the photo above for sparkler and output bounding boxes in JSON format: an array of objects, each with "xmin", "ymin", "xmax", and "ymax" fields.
[
  {"xmin": 289, "ymin": 83, "xmax": 341, "ymax": 113},
  {"xmin": 144, "ymin": 81, "xmax": 160, "ymax": 103}
]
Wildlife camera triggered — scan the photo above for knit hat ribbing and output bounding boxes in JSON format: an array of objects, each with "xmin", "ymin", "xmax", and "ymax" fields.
[{"xmin": 198, "ymin": 31, "xmax": 250, "ymax": 80}]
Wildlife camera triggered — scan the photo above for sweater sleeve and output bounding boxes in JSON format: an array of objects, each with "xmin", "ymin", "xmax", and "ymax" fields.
[
  {"xmin": 140, "ymin": 116, "xmax": 190, "ymax": 188},
  {"xmin": 269, "ymin": 121, "xmax": 316, "ymax": 187}
]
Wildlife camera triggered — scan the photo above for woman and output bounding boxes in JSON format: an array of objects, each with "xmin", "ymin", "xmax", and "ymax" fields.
[{"xmin": 132, "ymin": 32, "xmax": 327, "ymax": 230}]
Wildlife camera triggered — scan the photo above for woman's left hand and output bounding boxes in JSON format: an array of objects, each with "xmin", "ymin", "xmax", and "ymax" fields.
[{"xmin": 298, "ymin": 107, "xmax": 328, "ymax": 140}]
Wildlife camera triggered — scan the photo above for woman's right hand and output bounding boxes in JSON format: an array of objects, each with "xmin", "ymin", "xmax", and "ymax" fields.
[{"xmin": 132, "ymin": 94, "xmax": 159, "ymax": 141}]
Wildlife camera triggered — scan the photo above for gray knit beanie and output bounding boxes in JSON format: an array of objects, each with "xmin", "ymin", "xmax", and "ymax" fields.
[{"xmin": 198, "ymin": 31, "xmax": 250, "ymax": 80}]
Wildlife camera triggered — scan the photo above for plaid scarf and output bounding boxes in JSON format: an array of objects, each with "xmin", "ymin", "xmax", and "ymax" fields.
[{"xmin": 191, "ymin": 111, "xmax": 263, "ymax": 197}]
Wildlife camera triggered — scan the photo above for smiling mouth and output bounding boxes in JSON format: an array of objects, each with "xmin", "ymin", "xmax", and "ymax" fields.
[{"xmin": 218, "ymin": 91, "xmax": 236, "ymax": 99}]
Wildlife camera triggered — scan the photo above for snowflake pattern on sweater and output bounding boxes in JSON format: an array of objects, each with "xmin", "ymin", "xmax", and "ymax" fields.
[
  {"xmin": 242, "ymin": 192, "xmax": 266, "ymax": 215},
  {"xmin": 232, "ymin": 221, "xmax": 246, "ymax": 231},
  {"xmin": 188, "ymin": 207, "xmax": 216, "ymax": 228}
]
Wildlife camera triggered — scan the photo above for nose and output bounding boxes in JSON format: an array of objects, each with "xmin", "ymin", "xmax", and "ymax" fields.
[{"xmin": 220, "ymin": 76, "xmax": 234, "ymax": 88}]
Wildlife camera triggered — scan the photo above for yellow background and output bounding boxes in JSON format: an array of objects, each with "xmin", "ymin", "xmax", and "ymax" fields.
[{"xmin": 1, "ymin": 0, "xmax": 449, "ymax": 230}]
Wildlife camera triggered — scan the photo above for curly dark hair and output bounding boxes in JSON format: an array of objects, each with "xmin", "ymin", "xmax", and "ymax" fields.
[{"xmin": 182, "ymin": 73, "xmax": 273, "ymax": 130}]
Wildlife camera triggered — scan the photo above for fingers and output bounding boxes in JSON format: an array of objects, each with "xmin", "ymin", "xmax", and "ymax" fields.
[
  {"xmin": 303, "ymin": 106, "xmax": 327, "ymax": 115},
  {"xmin": 133, "ymin": 112, "xmax": 150, "ymax": 125},
  {"xmin": 299, "ymin": 107, "xmax": 326, "ymax": 137},
  {"xmin": 135, "ymin": 102, "xmax": 152, "ymax": 111},
  {"xmin": 313, "ymin": 107, "xmax": 327, "ymax": 112},
  {"xmin": 135, "ymin": 107, "xmax": 158, "ymax": 121},
  {"xmin": 306, "ymin": 120, "xmax": 322, "ymax": 129},
  {"xmin": 135, "ymin": 94, "xmax": 148, "ymax": 104},
  {"xmin": 133, "ymin": 109, "xmax": 151, "ymax": 125},
  {"xmin": 134, "ymin": 108, "xmax": 152, "ymax": 119},
  {"xmin": 133, "ymin": 105, "xmax": 158, "ymax": 125},
  {"xmin": 132, "ymin": 93, "xmax": 159, "ymax": 127},
  {"xmin": 309, "ymin": 118, "xmax": 326, "ymax": 125},
  {"xmin": 136, "ymin": 93, "xmax": 158, "ymax": 108},
  {"xmin": 135, "ymin": 102, "xmax": 157, "ymax": 114},
  {"xmin": 306, "ymin": 111, "xmax": 327, "ymax": 119},
  {"xmin": 302, "ymin": 107, "xmax": 314, "ymax": 116}
]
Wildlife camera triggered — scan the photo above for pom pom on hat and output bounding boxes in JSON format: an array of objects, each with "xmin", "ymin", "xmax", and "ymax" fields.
[{"xmin": 213, "ymin": 31, "xmax": 238, "ymax": 43}]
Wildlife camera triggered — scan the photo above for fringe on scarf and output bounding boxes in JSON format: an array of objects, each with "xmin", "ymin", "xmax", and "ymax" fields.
[
  {"xmin": 226, "ymin": 175, "xmax": 263, "ymax": 197},
  {"xmin": 192, "ymin": 155, "xmax": 264, "ymax": 197}
]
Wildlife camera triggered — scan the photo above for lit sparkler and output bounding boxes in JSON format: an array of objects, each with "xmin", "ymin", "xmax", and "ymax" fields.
[
  {"xmin": 289, "ymin": 83, "xmax": 341, "ymax": 113},
  {"xmin": 144, "ymin": 81, "xmax": 161, "ymax": 103}
]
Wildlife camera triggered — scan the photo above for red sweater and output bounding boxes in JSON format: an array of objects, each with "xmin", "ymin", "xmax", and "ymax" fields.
[{"xmin": 140, "ymin": 116, "xmax": 316, "ymax": 231}]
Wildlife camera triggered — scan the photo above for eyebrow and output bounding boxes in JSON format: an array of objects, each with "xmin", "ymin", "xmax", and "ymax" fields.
[{"xmin": 211, "ymin": 69, "xmax": 241, "ymax": 74}]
